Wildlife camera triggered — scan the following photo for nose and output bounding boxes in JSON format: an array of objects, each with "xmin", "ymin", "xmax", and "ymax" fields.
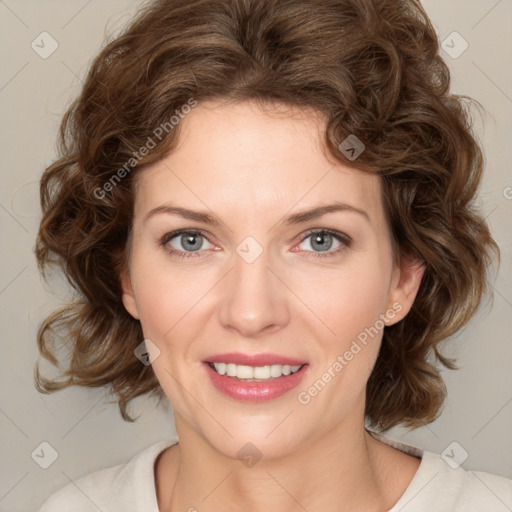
[{"xmin": 217, "ymin": 247, "xmax": 291, "ymax": 338}]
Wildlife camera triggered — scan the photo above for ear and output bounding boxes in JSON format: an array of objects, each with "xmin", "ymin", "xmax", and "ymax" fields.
[
  {"xmin": 385, "ymin": 251, "xmax": 425, "ymax": 326},
  {"xmin": 120, "ymin": 266, "xmax": 140, "ymax": 320}
]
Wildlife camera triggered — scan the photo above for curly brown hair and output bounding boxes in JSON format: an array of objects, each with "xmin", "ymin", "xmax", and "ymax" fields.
[{"xmin": 34, "ymin": 0, "xmax": 499, "ymax": 430}]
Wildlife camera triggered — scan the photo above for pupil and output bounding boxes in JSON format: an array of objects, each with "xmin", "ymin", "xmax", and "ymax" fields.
[
  {"xmin": 183, "ymin": 233, "xmax": 202, "ymax": 251},
  {"xmin": 312, "ymin": 233, "xmax": 332, "ymax": 252}
]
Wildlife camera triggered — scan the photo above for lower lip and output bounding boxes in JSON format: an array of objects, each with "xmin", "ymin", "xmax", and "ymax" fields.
[{"xmin": 203, "ymin": 362, "xmax": 309, "ymax": 402}]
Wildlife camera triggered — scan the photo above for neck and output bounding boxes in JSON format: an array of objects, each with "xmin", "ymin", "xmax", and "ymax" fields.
[{"xmin": 156, "ymin": 416, "xmax": 400, "ymax": 512}]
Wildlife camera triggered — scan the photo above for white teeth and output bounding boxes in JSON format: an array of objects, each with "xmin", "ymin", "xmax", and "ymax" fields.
[
  {"xmin": 215, "ymin": 362, "xmax": 227, "ymax": 375},
  {"xmin": 236, "ymin": 365, "xmax": 254, "ymax": 379},
  {"xmin": 212, "ymin": 362, "xmax": 302, "ymax": 379},
  {"xmin": 254, "ymin": 366, "xmax": 270, "ymax": 379},
  {"xmin": 270, "ymin": 364, "xmax": 283, "ymax": 377}
]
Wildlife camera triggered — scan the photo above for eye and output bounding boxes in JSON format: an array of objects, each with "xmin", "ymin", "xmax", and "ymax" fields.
[
  {"xmin": 295, "ymin": 229, "xmax": 351, "ymax": 258},
  {"xmin": 160, "ymin": 228, "xmax": 351, "ymax": 260},
  {"xmin": 160, "ymin": 230, "xmax": 214, "ymax": 259}
]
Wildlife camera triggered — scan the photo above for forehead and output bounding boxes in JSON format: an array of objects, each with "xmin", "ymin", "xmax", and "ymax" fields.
[{"xmin": 134, "ymin": 100, "xmax": 383, "ymax": 226}]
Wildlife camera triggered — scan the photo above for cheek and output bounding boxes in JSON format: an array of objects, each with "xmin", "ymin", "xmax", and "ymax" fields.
[
  {"xmin": 291, "ymin": 256, "xmax": 392, "ymax": 343},
  {"xmin": 129, "ymin": 248, "xmax": 213, "ymax": 341},
  {"xmin": 136, "ymin": 279, "xmax": 210, "ymax": 344},
  {"xmin": 294, "ymin": 263, "xmax": 390, "ymax": 415}
]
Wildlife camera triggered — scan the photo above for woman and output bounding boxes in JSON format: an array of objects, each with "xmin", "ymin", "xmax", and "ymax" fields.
[{"xmin": 35, "ymin": 0, "xmax": 511, "ymax": 510}]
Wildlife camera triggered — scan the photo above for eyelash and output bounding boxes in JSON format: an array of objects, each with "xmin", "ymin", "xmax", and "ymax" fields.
[{"xmin": 159, "ymin": 229, "xmax": 351, "ymax": 260}]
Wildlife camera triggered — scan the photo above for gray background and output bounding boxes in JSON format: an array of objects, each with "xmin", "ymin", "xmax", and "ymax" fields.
[{"xmin": 0, "ymin": 1, "xmax": 511, "ymax": 511}]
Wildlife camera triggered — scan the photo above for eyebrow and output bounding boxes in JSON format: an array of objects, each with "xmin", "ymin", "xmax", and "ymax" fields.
[{"xmin": 143, "ymin": 202, "xmax": 370, "ymax": 227}]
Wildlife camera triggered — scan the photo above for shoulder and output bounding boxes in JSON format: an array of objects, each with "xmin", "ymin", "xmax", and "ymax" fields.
[
  {"xmin": 38, "ymin": 438, "xmax": 178, "ymax": 512},
  {"xmin": 451, "ymin": 466, "xmax": 512, "ymax": 511},
  {"xmin": 367, "ymin": 430, "xmax": 512, "ymax": 512},
  {"xmin": 391, "ymin": 448, "xmax": 512, "ymax": 511}
]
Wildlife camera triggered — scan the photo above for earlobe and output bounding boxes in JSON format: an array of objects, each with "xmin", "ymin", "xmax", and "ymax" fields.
[
  {"xmin": 386, "ymin": 254, "xmax": 425, "ymax": 326},
  {"xmin": 120, "ymin": 268, "xmax": 140, "ymax": 320}
]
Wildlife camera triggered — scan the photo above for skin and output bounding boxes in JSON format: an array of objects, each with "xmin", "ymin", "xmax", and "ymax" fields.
[{"xmin": 121, "ymin": 99, "xmax": 425, "ymax": 512}]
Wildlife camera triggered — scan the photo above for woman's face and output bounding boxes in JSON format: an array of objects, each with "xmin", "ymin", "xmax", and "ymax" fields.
[{"xmin": 121, "ymin": 100, "xmax": 423, "ymax": 459}]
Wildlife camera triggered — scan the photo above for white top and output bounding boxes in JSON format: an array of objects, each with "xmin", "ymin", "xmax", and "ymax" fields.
[{"xmin": 38, "ymin": 430, "xmax": 512, "ymax": 511}]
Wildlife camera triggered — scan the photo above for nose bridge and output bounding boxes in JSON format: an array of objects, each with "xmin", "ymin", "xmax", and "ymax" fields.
[{"xmin": 218, "ymin": 243, "xmax": 289, "ymax": 336}]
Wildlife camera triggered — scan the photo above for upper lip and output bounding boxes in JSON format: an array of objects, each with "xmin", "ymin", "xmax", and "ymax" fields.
[{"xmin": 204, "ymin": 352, "xmax": 307, "ymax": 366}]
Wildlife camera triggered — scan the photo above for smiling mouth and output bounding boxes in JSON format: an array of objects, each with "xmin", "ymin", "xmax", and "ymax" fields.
[{"xmin": 207, "ymin": 362, "xmax": 304, "ymax": 381}]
